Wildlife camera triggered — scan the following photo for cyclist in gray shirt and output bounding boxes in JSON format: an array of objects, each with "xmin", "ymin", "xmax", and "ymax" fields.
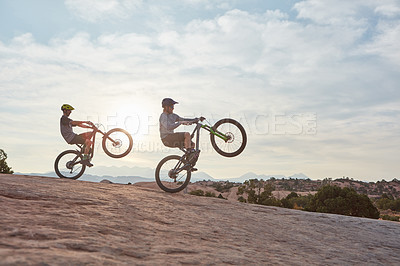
[
  {"xmin": 60, "ymin": 104, "xmax": 95, "ymax": 167},
  {"xmin": 159, "ymin": 98, "xmax": 204, "ymax": 151}
]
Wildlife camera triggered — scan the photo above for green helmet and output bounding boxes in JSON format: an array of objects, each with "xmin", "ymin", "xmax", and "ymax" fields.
[{"xmin": 61, "ymin": 104, "xmax": 75, "ymax": 111}]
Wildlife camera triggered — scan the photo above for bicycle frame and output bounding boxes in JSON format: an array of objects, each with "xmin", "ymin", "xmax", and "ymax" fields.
[
  {"xmin": 74, "ymin": 128, "xmax": 97, "ymax": 160},
  {"xmin": 74, "ymin": 126, "xmax": 119, "ymax": 161},
  {"xmin": 190, "ymin": 122, "xmax": 230, "ymax": 151}
]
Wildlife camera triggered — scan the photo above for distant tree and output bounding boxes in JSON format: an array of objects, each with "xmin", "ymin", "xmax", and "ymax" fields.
[
  {"xmin": 358, "ymin": 187, "xmax": 368, "ymax": 195},
  {"xmin": 280, "ymin": 180, "xmax": 292, "ymax": 191},
  {"xmin": 376, "ymin": 198, "xmax": 393, "ymax": 210},
  {"xmin": 376, "ymin": 196, "xmax": 400, "ymax": 212},
  {"xmin": 280, "ymin": 192, "xmax": 298, "ymax": 208},
  {"xmin": 322, "ymin": 178, "xmax": 332, "ymax": 186},
  {"xmin": 306, "ymin": 185, "xmax": 380, "ymax": 219},
  {"xmin": 281, "ymin": 192, "xmax": 313, "ymax": 210},
  {"xmin": 381, "ymin": 193, "xmax": 394, "ymax": 200},
  {"xmin": 237, "ymin": 179, "xmax": 263, "ymax": 204},
  {"xmin": 0, "ymin": 149, "xmax": 14, "ymax": 174},
  {"xmin": 237, "ymin": 179, "xmax": 280, "ymax": 206},
  {"xmin": 212, "ymin": 181, "xmax": 235, "ymax": 193},
  {"xmin": 286, "ymin": 192, "xmax": 299, "ymax": 200},
  {"xmin": 238, "ymin": 196, "xmax": 246, "ymax": 203},
  {"xmin": 393, "ymin": 199, "xmax": 400, "ymax": 212}
]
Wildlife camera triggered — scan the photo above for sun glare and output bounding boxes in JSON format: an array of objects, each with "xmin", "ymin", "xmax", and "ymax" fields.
[{"xmin": 109, "ymin": 104, "xmax": 156, "ymax": 143}]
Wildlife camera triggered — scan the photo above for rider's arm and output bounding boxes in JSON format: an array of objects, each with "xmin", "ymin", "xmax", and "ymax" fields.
[
  {"xmin": 178, "ymin": 116, "xmax": 205, "ymax": 124},
  {"xmin": 71, "ymin": 121, "xmax": 94, "ymax": 129},
  {"xmin": 177, "ymin": 116, "xmax": 198, "ymax": 123}
]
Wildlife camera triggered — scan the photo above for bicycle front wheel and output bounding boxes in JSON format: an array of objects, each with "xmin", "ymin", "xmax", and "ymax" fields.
[
  {"xmin": 155, "ymin": 155, "xmax": 191, "ymax": 193},
  {"xmin": 102, "ymin": 128, "xmax": 133, "ymax": 158},
  {"xmin": 54, "ymin": 150, "xmax": 86, "ymax": 179},
  {"xmin": 210, "ymin": 118, "xmax": 247, "ymax": 157}
]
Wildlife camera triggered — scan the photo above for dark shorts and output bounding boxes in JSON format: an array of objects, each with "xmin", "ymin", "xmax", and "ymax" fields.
[
  {"xmin": 70, "ymin": 132, "xmax": 93, "ymax": 145},
  {"xmin": 162, "ymin": 132, "xmax": 185, "ymax": 148}
]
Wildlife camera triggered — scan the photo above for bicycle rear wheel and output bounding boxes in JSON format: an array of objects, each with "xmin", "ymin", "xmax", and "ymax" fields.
[
  {"xmin": 102, "ymin": 128, "xmax": 133, "ymax": 158},
  {"xmin": 210, "ymin": 118, "xmax": 247, "ymax": 157},
  {"xmin": 54, "ymin": 150, "xmax": 86, "ymax": 179},
  {"xmin": 155, "ymin": 155, "xmax": 191, "ymax": 193}
]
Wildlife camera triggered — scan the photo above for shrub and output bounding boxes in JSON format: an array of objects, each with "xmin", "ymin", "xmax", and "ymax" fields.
[
  {"xmin": 237, "ymin": 179, "xmax": 276, "ymax": 205},
  {"xmin": 281, "ymin": 194, "xmax": 313, "ymax": 210},
  {"xmin": 381, "ymin": 215, "xmax": 400, "ymax": 222},
  {"xmin": 189, "ymin": 190, "xmax": 217, "ymax": 198},
  {"xmin": 238, "ymin": 196, "xmax": 246, "ymax": 203},
  {"xmin": 375, "ymin": 197, "xmax": 400, "ymax": 212},
  {"xmin": 189, "ymin": 189, "xmax": 204, "ymax": 196},
  {"xmin": 307, "ymin": 185, "xmax": 380, "ymax": 219},
  {"xmin": 212, "ymin": 182, "xmax": 235, "ymax": 193},
  {"xmin": 217, "ymin": 193, "xmax": 226, "ymax": 199},
  {"xmin": 205, "ymin": 191, "xmax": 216, "ymax": 197}
]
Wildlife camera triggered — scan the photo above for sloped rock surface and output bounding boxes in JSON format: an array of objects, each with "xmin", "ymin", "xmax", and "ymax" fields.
[{"xmin": 1, "ymin": 174, "xmax": 399, "ymax": 265}]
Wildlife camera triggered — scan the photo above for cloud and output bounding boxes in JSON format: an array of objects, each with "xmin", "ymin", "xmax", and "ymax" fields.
[
  {"xmin": 178, "ymin": 0, "xmax": 233, "ymax": 10},
  {"xmin": 1, "ymin": 1, "xmax": 400, "ymax": 180},
  {"xmin": 64, "ymin": 0, "xmax": 142, "ymax": 22},
  {"xmin": 294, "ymin": 0, "xmax": 368, "ymax": 26},
  {"xmin": 374, "ymin": 1, "xmax": 400, "ymax": 17},
  {"xmin": 362, "ymin": 21, "xmax": 400, "ymax": 66}
]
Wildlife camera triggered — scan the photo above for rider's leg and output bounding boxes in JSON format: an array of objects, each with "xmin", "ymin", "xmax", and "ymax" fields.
[
  {"xmin": 81, "ymin": 132, "xmax": 93, "ymax": 155},
  {"xmin": 70, "ymin": 133, "xmax": 93, "ymax": 167},
  {"xmin": 184, "ymin": 132, "xmax": 192, "ymax": 150},
  {"xmin": 82, "ymin": 139, "xmax": 93, "ymax": 167},
  {"xmin": 79, "ymin": 132, "xmax": 94, "ymax": 167},
  {"xmin": 84, "ymin": 139, "xmax": 92, "ymax": 155}
]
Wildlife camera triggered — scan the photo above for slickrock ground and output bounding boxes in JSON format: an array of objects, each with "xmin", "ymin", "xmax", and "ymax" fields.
[{"xmin": 1, "ymin": 174, "xmax": 400, "ymax": 265}]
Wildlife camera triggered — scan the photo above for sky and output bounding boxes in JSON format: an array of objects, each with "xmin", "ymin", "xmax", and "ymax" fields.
[{"xmin": 0, "ymin": 0, "xmax": 399, "ymax": 181}]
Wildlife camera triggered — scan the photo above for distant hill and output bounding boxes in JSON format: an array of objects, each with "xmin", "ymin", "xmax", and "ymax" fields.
[
  {"xmin": 226, "ymin": 172, "xmax": 310, "ymax": 183},
  {"xmin": 15, "ymin": 171, "xmax": 153, "ymax": 184},
  {"xmin": 17, "ymin": 168, "xmax": 311, "ymax": 184}
]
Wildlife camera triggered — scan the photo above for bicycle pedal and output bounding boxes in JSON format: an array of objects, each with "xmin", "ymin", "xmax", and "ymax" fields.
[
  {"xmin": 82, "ymin": 160, "xmax": 94, "ymax": 167},
  {"xmin": 191, "ymin": 168, "xmax": 198, "ymax": 172}
]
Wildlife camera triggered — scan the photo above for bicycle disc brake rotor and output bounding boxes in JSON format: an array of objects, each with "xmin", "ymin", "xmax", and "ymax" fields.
[
  {"xmin": 168, "ymin": 169, "xmax": 177, "ymax": 180},
  {"xmin": 66, "ymin": 161, "xmax": 74, "ymax": 170},
  {"xmin": 225, "ymin": 132, "xmax": 235, "ymax": 143},
  {"xmin": 112, "ymin": 139, "xmax": 122, "ymax": 148}
]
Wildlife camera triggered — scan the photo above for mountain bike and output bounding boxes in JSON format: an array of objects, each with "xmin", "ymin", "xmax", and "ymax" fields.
[
  {"xmin": 54, "ymin": 125, "xmax": 133, "ymax": 179},
  {"xmin": 155, "ymin": 118, "xmax": 247, "ymax": 193}
]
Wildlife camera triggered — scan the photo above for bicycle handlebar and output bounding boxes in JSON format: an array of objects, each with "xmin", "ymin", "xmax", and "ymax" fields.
[{"xmin": 181, "ymin": 117, "xmax": 206, "ymax": 126}]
